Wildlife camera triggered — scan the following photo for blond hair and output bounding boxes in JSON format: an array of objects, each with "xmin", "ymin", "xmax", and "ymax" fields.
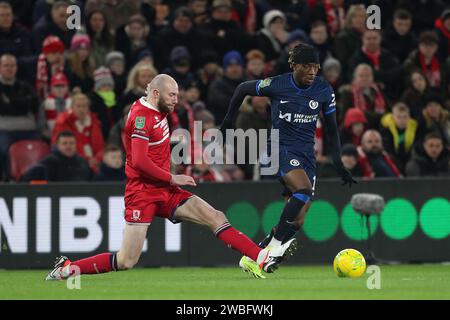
[
  {"xmin": 125, "ymin": 62, "xmax": 158, "ymax": 93},
  {"xmin": 345, "ymin": 4, "xmax": 366, "ymax": 29}
]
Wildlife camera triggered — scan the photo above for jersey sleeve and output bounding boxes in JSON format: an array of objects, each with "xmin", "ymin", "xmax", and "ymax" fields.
[
  {"xmin": 255, "ymin": 77, "xmax": 275, "ymax": 97},
  {"xmin": 130, "ymin": 112, "xmax": 152, "ymax": 141},
  {"xmin": 322, "ymin": 85, "xmax": 337, "ymax": 116}
]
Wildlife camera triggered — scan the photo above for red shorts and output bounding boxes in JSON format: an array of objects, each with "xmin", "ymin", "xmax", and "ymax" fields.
[{"xmin": 124, "ymin": 186, "xmax": 193, "ymax": 225}]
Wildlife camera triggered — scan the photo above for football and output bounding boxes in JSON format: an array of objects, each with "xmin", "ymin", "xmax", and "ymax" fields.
[{"xmin": 333, "ymin": 249, "xmax": 367, "ymax": 278}]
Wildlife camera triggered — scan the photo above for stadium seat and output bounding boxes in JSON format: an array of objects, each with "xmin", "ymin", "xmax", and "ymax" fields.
[{"xmin": 9, "ymin": 140, "xmax": 50, "ymax": 181}]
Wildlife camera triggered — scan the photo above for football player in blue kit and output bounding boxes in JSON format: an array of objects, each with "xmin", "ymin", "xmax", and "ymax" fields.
[{"xmin": 220, "ymin": 43, "xmax": 356, "ymax": 278}]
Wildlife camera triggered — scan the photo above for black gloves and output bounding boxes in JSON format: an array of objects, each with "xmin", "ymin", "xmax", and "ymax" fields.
[{"xmin": 335, "ymin": 163, "xmax": 357, "ymax": 187}]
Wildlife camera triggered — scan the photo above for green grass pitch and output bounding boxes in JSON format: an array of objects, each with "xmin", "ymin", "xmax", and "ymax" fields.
[{"xmin": 1, "ymin": 265, "xmax": 450, "ymax": 300}]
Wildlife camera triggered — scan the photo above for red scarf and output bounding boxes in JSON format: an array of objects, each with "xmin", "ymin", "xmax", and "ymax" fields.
[
  {"xmin": 357, "ymin": 147, "xmax": 401, "ymax": 178},
  {"xmin": 323, "ymin": 0, "xmax": 345, "ymax": 37},
  {"xmin": 35, "ymin": 54, "xmax": 64, "ymax": 100},
  {"xmin": 362, "ymin": 47, "xmax": 381, "ymax": 70},
  {"xmin": 419, "ymin": 51, "xmax": 441, "ymax": 87},
  {"xmin": 435, "ymin": 18, "xmax": 450, "ymax": 54},
  {"xmin": 351, "ymin": 83, "xmax": 386, "ymax": 113}
]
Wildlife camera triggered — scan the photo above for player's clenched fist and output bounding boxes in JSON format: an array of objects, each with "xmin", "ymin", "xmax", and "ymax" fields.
[{"xmin": 170, "ymin": 174, "xmax": 197, "ymax": 186}]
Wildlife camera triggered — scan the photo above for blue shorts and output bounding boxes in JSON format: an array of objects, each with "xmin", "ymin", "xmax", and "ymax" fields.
[{"xmin": 277, "ymin": 149, "xmax": 317, "ymax": 197}]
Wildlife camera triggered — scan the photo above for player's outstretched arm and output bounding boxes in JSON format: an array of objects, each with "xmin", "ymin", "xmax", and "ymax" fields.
[
  {"xmin": 323, "ymin": 111, "xmax": 357, "ymax": 187},
  {"xmin": 220, "ymin": 80, "xmax": 259, "ymax": 133}
]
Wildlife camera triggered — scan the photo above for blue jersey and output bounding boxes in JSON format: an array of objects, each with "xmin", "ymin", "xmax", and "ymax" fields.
[{"xmin": 256, "ymin": 73, "xmax": 336, "ymax": 155}]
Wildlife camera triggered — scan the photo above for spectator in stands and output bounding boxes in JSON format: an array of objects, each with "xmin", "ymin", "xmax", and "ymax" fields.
[
  {"xmin": 310, "ymin": 0, "xmax": 345, "ymax": 37},
  {"xmin": 357, "ymin": 129, "xmax": 401, "ymax": 178},
  {"xmin": 318, "ymin": 143, "xmax": 363, "ymax": 178},
  {"xmin": 108, "ymin": 104, "xmax": 130, "ymax": 153},
  {"xmin": 435, "ymin": 8, "xmax": 450, "ymax": 62},
  {"xmin": 115, "ymin": 14, "xmax": 153, "ymax": 69},
  {"xmin": 22, "ymin": 130, "xmax": 91, "ymax": 182},
  {"xmin": 86, "ymin": 9, "xmax": 114, "ymax": 67},
  {"xmin": 235, "ymin": 95, "xmax": 271, "ymax": 179},
  {"xmin": 0, "ymin": 2, "xmax": 31, "ymax": 58},
  {"xmin": 255, "ymin": 10, "xmax": 288, "ymax": 63},
  {"xmin": 188, "ymin": 0, "xmax": 208, "ymax": 26},
  {"xmin": 404, "ymin": 31, "xmax": 445, "ymax": 90},
  {"xmin": 85, "ymin": 0, "xmax": 140, "ymax": 33},
  {"xmin": 382, "ymin": 9, "xmax": 417, "ymax": 64},
  {"xmin": 163, "ymin": 46, "xmax": 195, "ymax": 89},
  {"xmin": 155, "ymin": 7, "xmax": 207, "ymax": 71},
  {"xmin": 245, "ymin": 49, "xmax": 266, "ymax": 80},
  {"xmin": 93, "ymin": 144, "xmax": 125, "ymax": 181},
  {"xmin": 406, "ymin": 132, "xmax": 449, "ymax": 177},
  {"xmin": 0, "ymin": 54, "xmax": 40, "ymax": 179},
  {"xmin": 199, "ymin": 0, "xmax": 245, "ymax": 60},
  {"xmin": 34, "ymin": 36, "xmax": 69, "ymax": 100},
  {"xmin": 235, "ymin": 95, "xmax": 271, "ymax": 132},
  {"xmin": 31, "ymin": 0, "xmax": 75, "ymax": 53},
  {"xmin": 38, "ymin": 72, "xmax": 71, "ymax": 140},
  {"xmin": 196, "ymin": 50, "xmax": 223, "ymax": 100},
  {"xmin": 322, "ymin": 57, "xmax": 344, "ymax": 96},
  {"xmin": 105, "ymin": 51, "xmax": 126, "ymax": 100},
  {"xmin": 182, "ymin": 154, "xmax": 225, "ymax": 183},
  {"xmin": 416, "ymin": 94, "xmax": 450, "ymax": 148},
  {"xmin": 397, "ymin": 0, "xmax": 445, "ymax": 34},
  {"xmin": 348, "ymin": 29, "xmax": 404, "ymax": 99},
  {"xmin": 380, "ymin": 102, "xmax": 418, "ymax": 173},
  {"xmin": 88, "ymin": 67, "xmax": 116, "ymax": 140},
  {"xmin": 118, "ymin": 61, "xmax": 158, "ymax": 115},
  {"xmin": 273, "ymin": 29, "xmax": 309, "ymax": 75},
  {"xmin": 401, "ymin": 69, "xmax": 432, "ymax": 120},
  {"xmin": 309, "ymin": 20, "xmax": 332, "ymax": 65},
  {"xmin": 340, "ymin": 108, "xmax": 368, "ymax": 147},
  {"xmin": 207, "ymin": 50, "xmax": 245, "ymax": 124},
  {"xmin": 338, "ymin": 63, "xmax": 387, "ymax": 128},
  {"xmin": 184, "ymin": 81, "xmax": 202, "ymax": 106},
  {"xmin": 67, "ymin": 34, "xmax": 95, "ymax": 93},
  {"xmin": 52, "ymin": 93, "xmax": 104, "ymax": 171},
  {"xmin": 334, "ymin": 4, "xmax": 366, "ymax": 76}
]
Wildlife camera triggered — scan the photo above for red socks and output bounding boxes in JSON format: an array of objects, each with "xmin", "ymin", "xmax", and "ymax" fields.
[
  {"xmin": 71, "ymin": 253, "xmax": 117, "ymax": 274},
  {"xmin": 215, "ymin": 223, "xmax": 262, "ymax": 261}
]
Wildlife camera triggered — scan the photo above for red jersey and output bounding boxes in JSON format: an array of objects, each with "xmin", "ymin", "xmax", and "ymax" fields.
[{"xmin": 124, "ymin": 97, "xmax": 171, "ymax": 190}]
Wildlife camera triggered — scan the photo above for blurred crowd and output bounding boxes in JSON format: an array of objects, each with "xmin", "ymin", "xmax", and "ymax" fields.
[{"xmin": 0, "ymin": 0, "xmax": 449, "ymax": 183}]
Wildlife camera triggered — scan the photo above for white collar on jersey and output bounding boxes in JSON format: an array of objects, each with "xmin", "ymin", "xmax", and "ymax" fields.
[{"xmin": 139, "ymin": 97, "xmax": 160, "ymax": 112}]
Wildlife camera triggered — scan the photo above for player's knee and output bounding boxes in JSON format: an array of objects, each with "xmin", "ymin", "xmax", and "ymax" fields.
[{"xmin": 208, "ymin": 210, "xmax": 228, "ymax": 229}]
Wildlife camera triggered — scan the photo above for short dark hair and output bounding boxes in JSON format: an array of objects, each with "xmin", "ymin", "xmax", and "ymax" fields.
[
  {"xmin": 393, "ymin": 9, "xmax": 412, "ymax": 20},
  {"xmin": 56, "ymin": 131, "xmax": 75, "ymax": 141},
  {"xmin": 311, "ymin": 20, "xmax": 327, "ymax": 30},
  {"xmin": 423, "ymin": 132, "xmax": 443, "ymax": 143},
  {"xmin": 419, "ymin": 31, "xmax": 439, "ymax": 45},
  {"xmin": 104, "ymin": 144, "xmax": 122, "ymax": 154}
]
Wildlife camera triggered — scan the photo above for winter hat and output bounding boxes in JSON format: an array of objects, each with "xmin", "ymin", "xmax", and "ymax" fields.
[
  {"xmin": 137, "ymin": 48, "xmax": 154, "ymax": 61},
  {"xmin": 263, "ymin": 10, "xmax": 286, "ymax": 29},
  {"xmin": 50, "ymin": 72, "xmax": 69, "ymax": 87},
  {"xmin": 287, "ymin": 29, "xmax": 309, "ymax": 45},
  {"xmin": 42, "ymin": 36, "xmax": 65, "ymax": 54},
  {"xmin": 94, "ymin": 67, "xmax": 114, "ymax": 91},
  {"xmin": 71, "ymin": 34, "xmax": 91, "ymax": 51},
  {"xmin": 170, "ymin": 46, "xmax": 191, "ymax": 66},
  {"xmin": 441, "ymin": 8, "xmax": 450, "ymax": 21},
  {"xmin": 105, "ymin": 51, "xmax": 125, "ymax": 68},
  {"xmin": 223, "ymin": 50, "xmax": 244, "ymax": 69},
  {"xmin": 323, "ymin": 57, "xmax": 342, "ymax": 74}
]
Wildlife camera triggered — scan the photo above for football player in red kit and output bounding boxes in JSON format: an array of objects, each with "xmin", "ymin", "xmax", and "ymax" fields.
[{"xmin": 46, "ymin": 74, "xmax": 297, "ymax": 281}]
